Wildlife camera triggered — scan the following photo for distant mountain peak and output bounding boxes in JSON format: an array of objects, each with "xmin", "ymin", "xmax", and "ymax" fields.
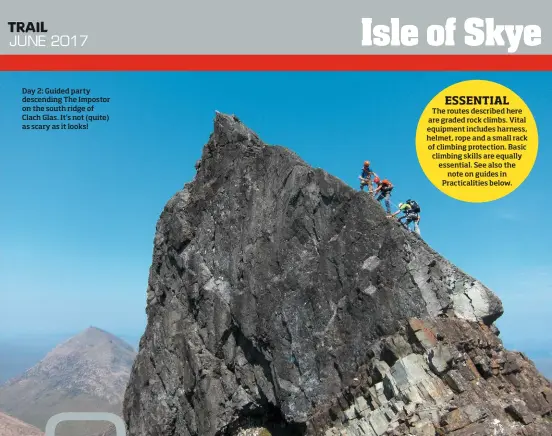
[
  {"xmin": 60, "ymin": 326, "xmax": 136, "ymax": 353},
  {"xmin": 71, "ymin": 325, "xmax": 127, "ymax": 342},
  {"xmin": 16, "ymin": 327, "xmax": 137, "ymax": 400},
  {"xmin": 84, "ymin": 326, "xmax": 107, "ymax": 333},
  {"xmin": 0, "ymin": 328, "xmax": 137, "ymax": 434}
]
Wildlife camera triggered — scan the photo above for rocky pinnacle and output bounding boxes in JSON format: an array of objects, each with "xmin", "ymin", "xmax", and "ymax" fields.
[{"xmin": 123, "ymin": 113, "xmax": 552, "ymax": 436}]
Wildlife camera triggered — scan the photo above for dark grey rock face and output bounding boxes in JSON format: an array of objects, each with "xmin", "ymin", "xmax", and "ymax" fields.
[{"xmin": 123, "ymin": 113, "xmax": 551, "ymax": 435}]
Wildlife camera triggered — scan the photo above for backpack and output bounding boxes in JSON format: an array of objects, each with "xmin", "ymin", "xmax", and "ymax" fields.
[
  {"xmin": 382, "ymin": 179, "xmax": 393, "ymax": 188},
  {"xmin": 406, "ymin": 199, "xmax": 420, "ymax": 213}
]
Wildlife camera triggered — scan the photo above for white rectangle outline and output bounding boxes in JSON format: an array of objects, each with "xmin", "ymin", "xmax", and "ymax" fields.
[{"xmin": 45, "ymin": 412, "xmax": 126, "ymax": 436}]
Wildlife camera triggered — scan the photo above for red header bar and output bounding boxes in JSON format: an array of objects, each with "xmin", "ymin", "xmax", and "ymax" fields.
[{"xmin": 0, "ymin": 54, "xmax": 551, "ymax": 71}]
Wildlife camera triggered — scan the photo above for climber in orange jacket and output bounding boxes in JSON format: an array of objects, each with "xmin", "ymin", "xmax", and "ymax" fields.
[{"xmin": 373, "ymin": 177, "xmax": 393, "ymax": 214}]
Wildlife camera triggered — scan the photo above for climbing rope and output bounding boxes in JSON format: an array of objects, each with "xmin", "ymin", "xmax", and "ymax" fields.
[
  {"xmin": 369, "ymin": 184, "xmax": 421, "ymax": 235},
  {"xmin": 361, "ymin": 174, "xmax": 420, "ymax": 231}
]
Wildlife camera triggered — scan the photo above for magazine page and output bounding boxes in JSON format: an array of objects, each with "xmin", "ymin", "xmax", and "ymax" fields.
[{"xmin": 1, "ymin": 1, "xmax": 550, "ymax": 435}]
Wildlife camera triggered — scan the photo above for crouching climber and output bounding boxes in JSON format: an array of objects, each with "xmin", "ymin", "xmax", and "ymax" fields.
[
  {"xmin": 358, "ymin": 160, "xmax": 375, "ymax": 193},
  {"xmin": 389, "ymin": 199, "xmax": 421, "ymax": 235},
  {"xmin": 373, "ymin": 177, "xmax": 393, "ymax": 214}
]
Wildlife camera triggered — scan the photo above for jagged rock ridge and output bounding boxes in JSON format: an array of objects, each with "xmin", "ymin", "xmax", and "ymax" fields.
[{"xmin": 123, "ymin": 113, "xmax": 552, "ymax": 436}]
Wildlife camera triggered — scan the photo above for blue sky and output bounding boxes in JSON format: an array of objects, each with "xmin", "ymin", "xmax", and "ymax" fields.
[{"xmin": 0, "ymin": 72, "xmax": 550, "ymax": 359}]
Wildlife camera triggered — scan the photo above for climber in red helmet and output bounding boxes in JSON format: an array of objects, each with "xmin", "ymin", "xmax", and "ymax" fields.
[
  {"xmin": 358, "ymin": 160, "xmax": 377, "ymax": 193},
  {"xmin": 373, "ymin": 177, "xmax": 394, "ymax": 214}
]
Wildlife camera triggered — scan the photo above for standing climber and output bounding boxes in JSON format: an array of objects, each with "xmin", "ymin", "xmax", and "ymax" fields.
[
  {"xmin": 389, "ymin": 199, "xmax": 421, "ymax": 235},
  {"xmin": 373, "ymin": 177, "xmax": 393, "ymax": 214},
  {"xmin": 358, "ymin": 161, "xmax": 376, "ymax": 193}
]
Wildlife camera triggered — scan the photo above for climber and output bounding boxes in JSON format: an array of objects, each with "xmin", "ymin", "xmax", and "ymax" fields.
[
  {"xmin": 389, "ymin": 199, "xmax": 421, "ymax": 235},
  {"xmin": 358, "ymin": 161, "xmax": 376, "ymax": 193},
  {"xmin": 373, "ymin": 177, "xmax": 393, "ymax": 214}
]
